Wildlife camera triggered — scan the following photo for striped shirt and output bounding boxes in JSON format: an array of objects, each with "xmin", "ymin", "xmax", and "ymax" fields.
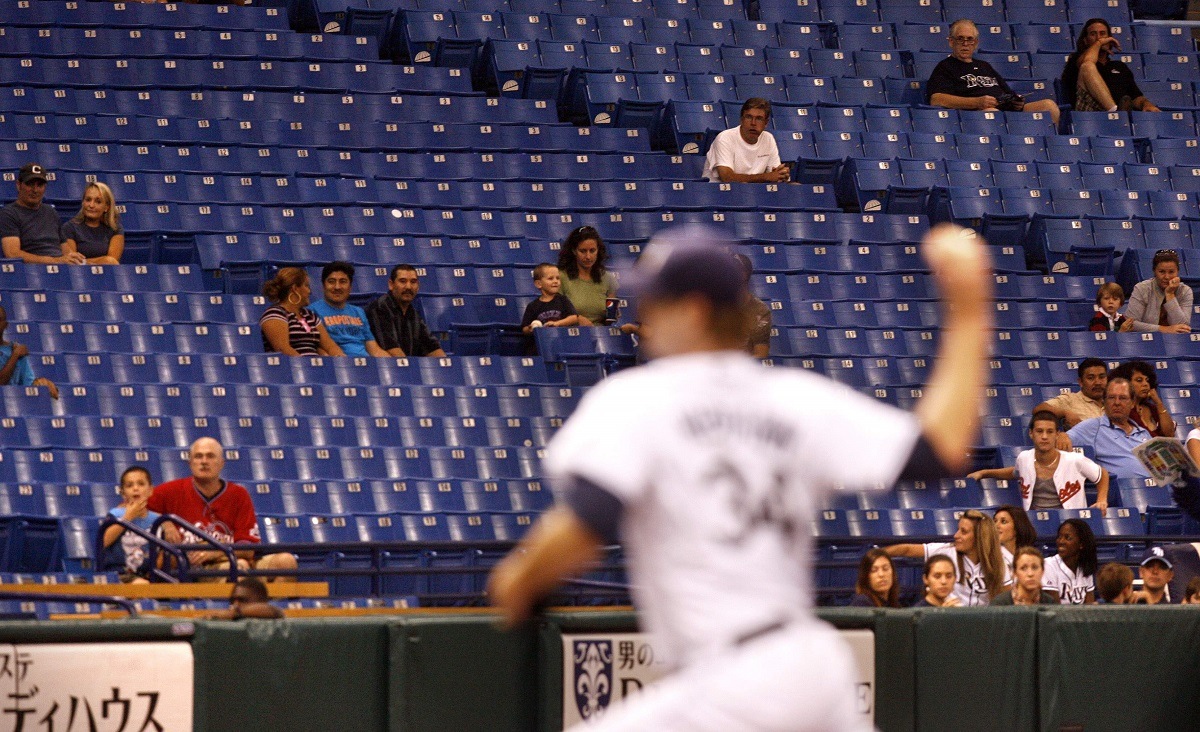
[{"xmin": 259, "ymin": 304, "xmax": 321, "ymax": 355}]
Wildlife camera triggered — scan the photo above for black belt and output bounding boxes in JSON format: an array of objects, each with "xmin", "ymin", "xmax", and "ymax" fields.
[{"xmin": 734, "ymin": 620, "xmax": 788, "ymax": 646}]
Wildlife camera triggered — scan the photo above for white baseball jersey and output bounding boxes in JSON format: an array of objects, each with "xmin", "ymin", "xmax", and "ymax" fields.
[
  {"xmin": 1014, "ymin": 449, "xmax": 1103, "ymax": 511},
  {"xmin": 702, "ymin": 127, "xmax": 782, "ymax": 182},
  {"xmin": 546, "ymin": 351, "xmax": 920, "ymax": 669},
  {"xmin": 923, "ymin": 543, "xmax": 1014, "ymax": 607},
  {"xmin": 1042, "ymin": 554, "xmax": 1094, "ymax": 604}
]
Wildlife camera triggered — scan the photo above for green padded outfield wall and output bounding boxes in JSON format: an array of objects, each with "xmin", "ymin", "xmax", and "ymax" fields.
[
  {"xmin": 0, "ymin": 608, "xmax": 1198, "ymax": 730},
  {"xmin": 1039, "ymin": 607, "xmax": 1200, "ymax": 731}
]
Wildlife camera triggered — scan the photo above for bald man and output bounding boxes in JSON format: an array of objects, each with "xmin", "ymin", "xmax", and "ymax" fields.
[{"xmin": 148, "ymin": 437, "xmax": 297, "ymax": 581}]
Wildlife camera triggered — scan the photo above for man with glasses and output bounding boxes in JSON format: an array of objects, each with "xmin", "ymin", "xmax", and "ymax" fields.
[
  {"xmin": 0, "ymin": 163, "xmax": 85, "ymax": 265},
  {"xmin": 1065, "ymin": 377, "xmax": 1151, "ymax": 480},
  {"xmin": 702, "ymin": 98, "xmax": 791, "ymax": 183},
  {"xmin": 926, "ymin": 19, "xmax": 1061, "ymax": 126}
]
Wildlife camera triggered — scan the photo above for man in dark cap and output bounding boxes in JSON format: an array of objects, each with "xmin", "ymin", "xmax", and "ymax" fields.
[{"xmin": 0, "ymin": 163, "xmax": 84, "ymax": 264}]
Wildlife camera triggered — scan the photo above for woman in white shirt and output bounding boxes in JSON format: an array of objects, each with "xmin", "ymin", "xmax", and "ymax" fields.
[
  {"xmin": 1042, "ymin": 518, "xmax": 1098, "ymax": 605},
  {"xmin": 885, "ymin": 509, "xmax": 1011, "ymax": 606}
]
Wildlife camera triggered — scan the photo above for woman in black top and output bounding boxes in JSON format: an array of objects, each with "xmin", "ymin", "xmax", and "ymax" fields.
[{"xmin": 849, "ymin": 548, "xmax": 902, "ymax": 608}]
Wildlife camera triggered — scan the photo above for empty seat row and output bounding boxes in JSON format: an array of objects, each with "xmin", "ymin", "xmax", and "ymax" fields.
[
  {"xmin": 0, "ymin": 412, "xmax": 561, "ymax": 452},
  {"xmin": 0, "ymin": 291, "xmax": 261, "ymax": 324},
  {"xmin": 41, "ymin": 173, "xmax": 835, "ymax": 214},
  {"xmin": 756, "ymin": 0, "xmax": 1133, "ymax": 25},
  {"xmin": 581, "ymin": 70, "xmax": 937, "ymax": 117},
  {"xmin": 935, "ymin": 186, "xmax": 1200, "ymax": 224},
  {"xmin": 2, "ymin": 144, "xmax": 703, "ymax": 182},
  {"xmin": 0, "ymin": 445, "xmax": 547, "ymax": 483},
  {"xmin": 384, "ymin": 0, "xmax": 1134, "ymax": 30},
  {"xmin": 0, "ymin": 477, "xmax": 552, "ymax": 516},
  {"xmin": 0, "ymin": 26, "xmax": 378, "ymax": 62},
  {"xmin": 0, "ymin": 264, "xmax": 208, "ymax": 294},
  {"xmin": 0, "ymin": 114, "xmax": 651, "ymax": 155},
  {"xmin": 26, "ymin": 352, "xmax": 559, "ymax": 389},
  {"xmin": 853, "ymin": 158, "xmax": 1200, "ymax": 200},
  {"xmin": 0, "ymin": 87, "xmax": 560, "ymax": 126},
  {"xmin": 0, "ymin": 57, "xmax": 472, "ymax": 95},
  {"xmin": 258, "ymin": 510, "xmax": 536, "ymax": 544},
  {"xmin": 769, "ymin": 324, "xmax": 1200, "ymax": 360},
  {"xmin": 0, "ymin": 383, "xmax": 587, "ymax": 420},
  {"xmin": 786, "ymin": 132, "xmax": 1150, "ymax": 169},
  {"xmin": 0, "ymin": 0, "xmax": 290, "ymax": 31}
]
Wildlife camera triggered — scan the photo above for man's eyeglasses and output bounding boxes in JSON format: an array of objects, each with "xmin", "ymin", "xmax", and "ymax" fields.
[
  {"xmin": 1155, "ymin": 249, "xmax": 1177, "ymax": 256},
  {"xmin": 951, "ymin": 35, "xmax": 978, "ymax": 44}
]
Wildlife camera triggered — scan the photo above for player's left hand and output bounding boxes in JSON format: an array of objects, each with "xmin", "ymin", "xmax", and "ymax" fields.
[
  {"xmin": 486, "ymin": 551, "xmax": 533, "ymax": 629},
  {"xmin": 920, "ymin": 224, "xmax": 993, "ymax": 312},
  {"xmin": 1090, "ymin": 501, "xmax": 1108, "ymax": 514}
]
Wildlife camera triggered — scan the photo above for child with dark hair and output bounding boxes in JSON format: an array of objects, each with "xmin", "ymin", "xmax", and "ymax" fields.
[
  {"xmin": 1043, "ymin": 518, "xmax": 1098, "ymax": 604},
  {"xmin": 101, "ymin": 466, "xmax": 161, "ymax": 583},
  {"xmin": 913, "ymin": 554, "xmax": 960, "ymax": 607},
  {"xmin": 1089, "ymin": 282, "xmax": 1130, "ymax": 332}
]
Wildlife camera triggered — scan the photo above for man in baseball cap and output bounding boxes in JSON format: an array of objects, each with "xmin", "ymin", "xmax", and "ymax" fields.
[
  {"xmin": 0, "ymin": 163, "xmax": 84, "ymax": 265},
  {"xmin": 623, "ymin": 225, "xmax": 749, "ymax": 361},
  {"xmin": 1135, "ymin": 546, "xmax": 1174, "ymax": 604}
]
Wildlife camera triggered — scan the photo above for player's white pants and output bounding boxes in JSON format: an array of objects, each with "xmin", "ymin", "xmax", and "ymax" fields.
[{"xmin": 566, "ymin": 621, "xmax": 874, "ymax": 732}]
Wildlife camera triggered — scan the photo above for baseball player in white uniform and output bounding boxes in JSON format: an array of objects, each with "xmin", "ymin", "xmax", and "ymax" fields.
[{"xmin": 488, "ymin": 223, "xmax": 994, "ymax": 732}]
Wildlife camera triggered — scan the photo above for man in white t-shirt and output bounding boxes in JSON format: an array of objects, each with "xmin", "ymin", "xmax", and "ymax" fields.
[{"xmin": 702, "ymin": 98, "xmax": 791, "ymax": 183}]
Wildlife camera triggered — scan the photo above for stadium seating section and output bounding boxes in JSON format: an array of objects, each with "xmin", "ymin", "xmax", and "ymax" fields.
[{"xmin": 0, "ymin": 0, "xmax": 1198, "ymax": 609}]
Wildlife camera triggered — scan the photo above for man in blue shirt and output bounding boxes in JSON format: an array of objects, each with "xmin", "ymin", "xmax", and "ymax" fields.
[
  {"xmin": 308, "ymin": 261, "xmax": 389, "ymax": 358},
  {"xmin": 0, "ymin": 305, "xmax": 59, "ymax": 398},
  {"xmin": 1066, "ymin": 377, "xmax": 1151, "ymax": 480}
]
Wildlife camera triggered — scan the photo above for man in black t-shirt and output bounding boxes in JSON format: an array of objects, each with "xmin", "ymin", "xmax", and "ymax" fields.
[
  {"xmin": 1062, "ymin": 18, "xmax": 1160, "ymax": 112},
  {"xmin": 926, "ymin": 19, "xmax": 1060, "ymax": 126},
  {"xmin": 0, "ymin": 163, "xmax": 85, "ymax": 265}
]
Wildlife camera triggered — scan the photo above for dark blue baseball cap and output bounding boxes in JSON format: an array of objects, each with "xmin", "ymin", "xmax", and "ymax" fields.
[{"xmin": 627, "ymin": 225, "xmax": 745, "ymax": 306}]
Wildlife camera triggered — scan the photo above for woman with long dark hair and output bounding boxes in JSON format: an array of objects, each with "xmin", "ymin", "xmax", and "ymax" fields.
[
  {"xmin": 557, "ymin": 225, "xmax": 617, "ymax": 326},
  {"xmin": 849, "ymin": 548, "xmax": 902, "ymax": 608}
]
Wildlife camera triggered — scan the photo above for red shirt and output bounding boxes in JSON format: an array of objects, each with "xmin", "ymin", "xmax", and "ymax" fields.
[{"xmin": 147, "ymin": 477, "xmax": 261, "ymax": 545}]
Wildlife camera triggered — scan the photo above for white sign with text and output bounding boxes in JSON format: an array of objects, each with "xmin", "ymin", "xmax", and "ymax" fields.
[
  {"xmin": 562, "ymin": 629, "xmax": 875, "ymax": 727},
  {"xmin": 0, "ymin": 641, "xmax": 193, "ymax": 730}
]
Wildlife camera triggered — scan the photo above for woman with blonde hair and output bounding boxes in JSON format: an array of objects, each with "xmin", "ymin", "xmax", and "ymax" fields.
[
  {"xmin": 259, "ymin": 267, "xmax": 344, "ymax": 357},
  {"xmin": 61, "ymin": 181, "xmax": 123, "ymax": 264},
  {"xmin": 886, "ymin": 509, "xmax": 1011, "ymax": 606}
]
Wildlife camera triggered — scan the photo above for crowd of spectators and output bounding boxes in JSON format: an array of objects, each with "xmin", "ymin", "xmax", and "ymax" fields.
[{"xmin": 859, "ymin": 510, "xmax": 1184, "ymax": 606}]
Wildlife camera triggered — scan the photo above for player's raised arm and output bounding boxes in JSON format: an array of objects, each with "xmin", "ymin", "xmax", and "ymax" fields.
[
  {"xmin": 487, "ymin": 506, "xmax": 604, "ymax": 628},
  {"xmin": 914, "ymin": 225, "xmax": 994, "ymax": 473}
]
